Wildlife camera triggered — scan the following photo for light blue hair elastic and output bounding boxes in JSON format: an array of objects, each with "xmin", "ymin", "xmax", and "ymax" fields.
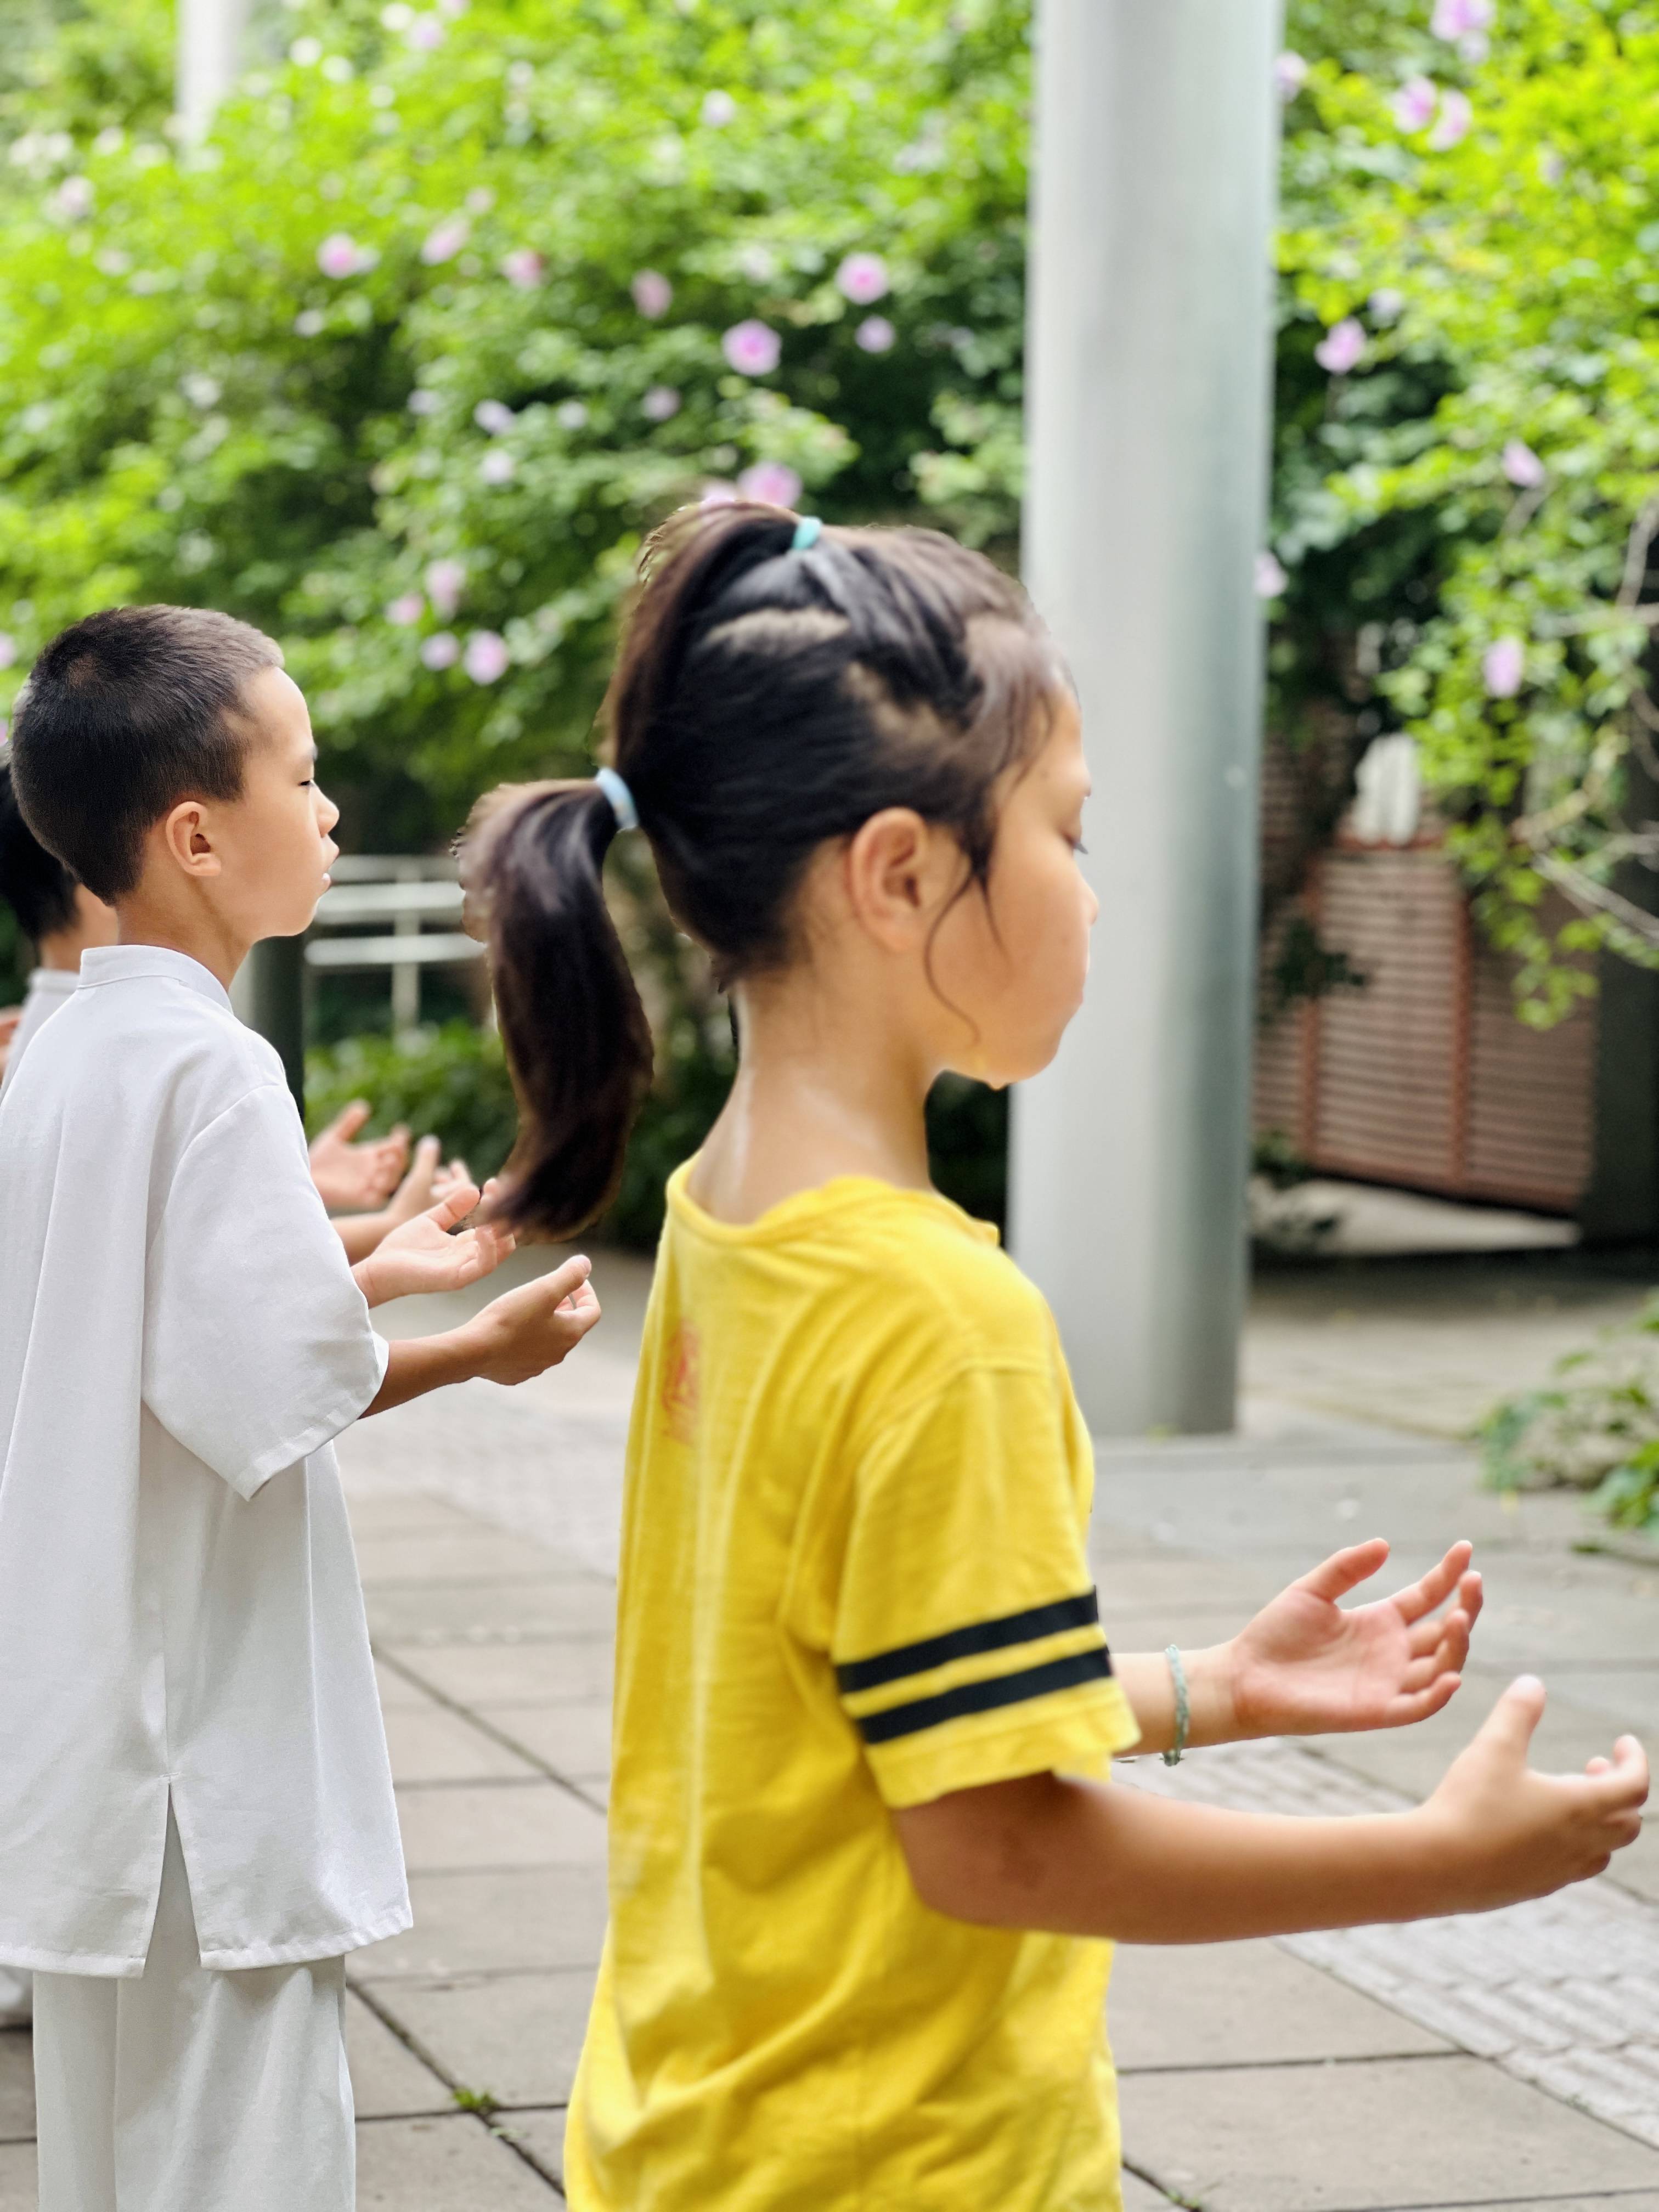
[
  {"xmin": 595, "ymin": 764, "xmax": 639, "ymax": 833},
  {"xmin": 791, "ymin": 515, "xmax": 823, "ymax": 552}
]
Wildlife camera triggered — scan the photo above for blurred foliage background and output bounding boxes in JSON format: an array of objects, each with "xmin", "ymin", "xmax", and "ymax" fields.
[{"xmin": 3, "ymin": 0, "xmax": 1658, "ymax": 1241}]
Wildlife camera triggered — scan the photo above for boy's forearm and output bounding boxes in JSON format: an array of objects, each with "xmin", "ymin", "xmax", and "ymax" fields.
[
  {"xmin": 900, "ymin": 1773, "xmax": 1444, "ymax": 1944},
  {"xmin": 363, "ymin": 1329, "xmax": 479, "ymax": 1415}
]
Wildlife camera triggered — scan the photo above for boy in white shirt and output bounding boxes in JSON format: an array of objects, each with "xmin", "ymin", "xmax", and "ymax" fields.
[{"xmin": 0, "ymin": 604, "xmax": 601, "ymax": 2211}]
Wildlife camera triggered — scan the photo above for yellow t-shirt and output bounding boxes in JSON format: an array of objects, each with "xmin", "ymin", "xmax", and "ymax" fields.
[{"xmin": 565, "ymin": 1168, "xmax": 1142, "ymax": 2212}]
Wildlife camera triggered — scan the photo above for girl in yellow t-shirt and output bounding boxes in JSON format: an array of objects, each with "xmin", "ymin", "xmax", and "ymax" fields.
[{"xmin": 462, "ymin": 506, "xmax": 1646, "ymax": 2211}]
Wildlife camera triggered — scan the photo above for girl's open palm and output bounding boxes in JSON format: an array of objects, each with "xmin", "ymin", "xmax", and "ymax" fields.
[
  {"xmin": 353, "ymin": 1181, "xmax": 516, "ymax": 1307},
  {"xmin": 1226, "ymin": 1538, "xmax": 1483, "ymax": 1738}
]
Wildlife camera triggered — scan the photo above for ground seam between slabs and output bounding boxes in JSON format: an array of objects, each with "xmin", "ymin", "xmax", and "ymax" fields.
[{"xmin": 374, "ymin": 1642, "xmax": 607, "ymax": 1816}]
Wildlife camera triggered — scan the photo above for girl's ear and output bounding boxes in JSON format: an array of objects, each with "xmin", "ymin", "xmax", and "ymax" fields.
[{"xmin": 842, "ymin": 808, "xmax": 956, "ymax": 951}]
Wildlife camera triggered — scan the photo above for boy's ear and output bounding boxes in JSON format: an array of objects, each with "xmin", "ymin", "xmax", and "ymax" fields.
[{"xmin": 159, "ymin": 799, "xmax": 223, "ymax": 881}]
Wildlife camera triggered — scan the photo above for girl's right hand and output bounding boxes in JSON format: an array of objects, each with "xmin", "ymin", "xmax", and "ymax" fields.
[
  {"xmin": 464, "ymin": 1254, "xmax": 601, "ymax": 1384},
  {"xmin": 1418, "ymin": 1677, "xmax": 1647, "ymax": 1912}
]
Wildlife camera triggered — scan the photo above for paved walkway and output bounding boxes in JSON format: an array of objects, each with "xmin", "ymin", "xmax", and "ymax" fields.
[{"xmin": 3, "ymin": 1247, "xmax": 1658, "ymax": 2209}]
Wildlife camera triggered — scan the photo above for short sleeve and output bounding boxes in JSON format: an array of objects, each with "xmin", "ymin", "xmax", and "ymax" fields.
[
  {"xmin": 832, "ymin": 1361, "xmax": 1140, "ymax": 1808},
  {"xmin": 143, "ymin": 1084, "xmax": 388, "ymax": 1499}
]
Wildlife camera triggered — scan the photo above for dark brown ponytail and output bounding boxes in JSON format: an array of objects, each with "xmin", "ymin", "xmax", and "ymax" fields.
[
  {"xmin": 464, "ymin": 501, "xmax": 1065, "ymax": 1238},
  {"xmin": 460, "ymin": 779, "xmax": 653, "ymax": 1238}
]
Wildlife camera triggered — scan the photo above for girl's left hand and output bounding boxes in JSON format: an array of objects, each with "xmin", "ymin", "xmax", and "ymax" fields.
[
  {"xmin": 1223, "ymin": 1539, "xmax": 1483, "ymax": 1738},
  {"xmin": 352, "ymin": 1180, "xmax": 517, "ymax": 1308}
]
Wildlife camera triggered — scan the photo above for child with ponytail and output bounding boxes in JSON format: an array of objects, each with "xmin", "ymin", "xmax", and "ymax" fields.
[{"xmin": 464, "ymin": 506, "xmax": 1645, "ymax": 2211}]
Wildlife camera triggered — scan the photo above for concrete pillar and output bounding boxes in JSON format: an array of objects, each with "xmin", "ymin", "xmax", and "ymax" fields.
[
  {"xmin": 1010, "ymin": 0, "xmax": 1283, "ymax": 1434},
  {"xmin": 176, "ymin": 0, "xmax": 254, "ymax": 144}
]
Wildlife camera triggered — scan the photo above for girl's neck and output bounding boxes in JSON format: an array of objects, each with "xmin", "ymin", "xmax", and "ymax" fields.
[{"xmin": 687, "ymin": 974, "xmax": 936, "ymax": 1227}]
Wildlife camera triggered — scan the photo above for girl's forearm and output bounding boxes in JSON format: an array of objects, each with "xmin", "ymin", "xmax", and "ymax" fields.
[
  {"xmin": 1113, "ymin": 1646, "xmax": 1238, "ymax": 1756},
  {"xmin": 898, "ymin": 1772, "xmax": 1442, "ymax": 1944}
]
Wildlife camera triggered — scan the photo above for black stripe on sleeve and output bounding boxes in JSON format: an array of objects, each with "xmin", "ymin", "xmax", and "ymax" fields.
[
  {"xmin": 854, "ymin": 1646, "xmax": 1114, "ymax": 1746},
  {"xmin": 835, "ymin": 1590, "xmax": 1100, "ymax": 1696}
]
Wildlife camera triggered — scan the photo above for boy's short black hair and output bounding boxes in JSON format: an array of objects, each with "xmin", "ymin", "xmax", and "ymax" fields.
[
  {"xmin": 0, "ymin": 753, "xmax": 78, "ymax": 945},
  {"xmin": 9, "ymin": 605, "xmax": 284, "ymax": 901}
]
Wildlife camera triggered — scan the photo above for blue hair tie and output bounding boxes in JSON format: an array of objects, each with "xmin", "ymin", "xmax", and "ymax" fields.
[
  {"xmin": 791, "ymin": 516, "xmax": 823, "ymax": 552},
  {"xmin": 595, "ymin": 764, "xmax": 639, "ymax": 833}
]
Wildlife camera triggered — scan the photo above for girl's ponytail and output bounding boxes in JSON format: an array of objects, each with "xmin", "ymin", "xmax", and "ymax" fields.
[{"xmin": 461, "ymin": 778, "xmax": 653, "ymax": 1238}]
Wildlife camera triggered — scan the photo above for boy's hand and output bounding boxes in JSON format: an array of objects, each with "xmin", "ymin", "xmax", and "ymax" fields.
[
  {"xmin": 353, "ymin": 1181, "xmax": 516, "ymax": 1307},
  {"xmin": 460, "ymin": 1255, "xmax": 601, "ymax": 1384},
  {"xmin": 1220, "ymin": 1538, "xmax": 1482, "ymax": 1740},
  {"xmin": 0, "ymin": 1007, "xmax": 19, "ymax": 1082},
  {"xmin": 309, "ymin": 1100, "xmax": 410, "ymax": 1211},
  {"xmin": 1417, "ymin": 1677, "xmax": 1646, "ymax": 1911}
]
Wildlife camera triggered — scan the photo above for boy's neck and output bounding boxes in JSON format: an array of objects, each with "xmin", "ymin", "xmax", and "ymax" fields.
[{"xmin": 111, "ymin": 896, "xmax": 253, "ymax": 992}]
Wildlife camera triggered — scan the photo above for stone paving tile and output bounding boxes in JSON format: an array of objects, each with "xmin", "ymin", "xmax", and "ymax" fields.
[
  {"xmin": 0, "ymin": 2038, "xmax": 29, "ymax": 2146},
  {"xmin": 385, "ymin": 1702, "xmax": 545, "ymax": 1786},
  {"xmin": 366, "ymin": 1576, "xmax": 616, "ymax": 1644},
  {"xmin": 385, "ymin": 1638, "xmax": 614, "ymax": 1708},
  {"xmin": 356, "ymin": 2112, "xmax": 560, "ymax": 2205},
  {"xmin": 1120, "ymin": 2170, "xmax": 1183, "ymax": 2210},
  {"xmin": 347, "ymin": 1991, "xmax": 454, "ymax": 2120},
  {"xmin": 377, "ymin": 1968, "xmax": 598, "ymax": 2109},
  {"xmin": 493, "ymin": 2107, "xmax": 567, "ymax": 2192},
  {"xmin": 0, "ymin": 2143, "xmax": 30, "ymax": 2212},
  {"xmin": 476, "ymin": 1701, "xmax": 612, "ymax": 1784},
  {"xmin": 395, "ymin": 1781, "xmax": 607, "ymax": 1873},
  {"xmin": 356, "ymin": 1531, "xmax": 585, "ymax": 1587},
  {"xmin": 355, "ymin": 1866, "xmax": 609, "ymax": 1980},
  {"xmin": 347, "ymin": 1492, "xmax": 487, "ymax": 1538},
  {"xmin": 1109, "ymin": 1939, "xmax": 1451, "ymax": 2071},
  {"xmin": 1121, "ymin": 2053, "xmax": 1659, "ymax": 2209}
]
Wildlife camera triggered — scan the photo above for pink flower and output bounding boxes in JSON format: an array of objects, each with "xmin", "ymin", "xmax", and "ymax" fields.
[
  {"xmin": 424, "ymin": 558, "xmax": 465, "ymax": 617},
  {"xmin": 1501, "ymin": 439, "xmax": 1545, "ymax": 489},
  {"xmin": 473, "ymin": 399, "xmax": 515, "ymax": 435},
  {"xmin": 1483, "ymin": 636, "xmax": 1525, "ymax": 698},
  {"xmin": 386, "ymin": 593, "xmax": 424, "ymax": 627},
  {"xmin": 723, "ymin": 319, "xmax": 780, "ymax": 376},
  {"xmin": 1273, "ymin": 50, "xmax": 1309, "ymax": 101},
  {"xmin": 1313, "ymin": 318, "xmax": 1365, "ymax": 375},
  {"xmin": 463, "ymin": 630, "xmax": 509, "ymax": 685},
  {"xmin": 53, "ymin": 175, "xmax": 93, "ymax": 220},
  {"xmin": 405, "ymin": 13, "xmax": 444, "ymax": 49},
  {"xmin": 699, "ymin": 482, "xmax": 738, "ymax": 508},
  {"xmin": 642, "ymin": 385, "xmax": 681, "ymax": 422},
  {"xmin": 701, "ymin": 90, "xmax": 737, "ymax": 128},
  {"xmin": 318, "ymin": 232, "xmax": 371, "ymax": 279},
  {"xmin": 737, "ymin": 461, "xmax": 803, "ymax": 509},
  {"xmin": 631, "ymin": 269, "xmax": 673, "ymax": 319},
  {"xmin": 420, "ymin": 631, "xmax": 460, "ymax": 670},
  {"xmin": 501, "ymin": 249, "xmax": 545, "ymax": 289},
  {"xmin": 1255, "ymin": 551, "xmax": 1288, "ymax": 599},
  {"xmin": 1368, "ymin": 287, "xmax": 1405, "ymax": 324},
  {"xmin": 479, "ymin": 449, "xmax": 516, "ymax": 485},
  {"xmin": 1431, "ymin": 0, "xmax": 1492, "ymax": 36},
  {"xmin": 421, "ymin": 219, "xmax": 469, "ymax": 266},
  {"xmin": 836, "ymin": 252, "xmax": 889, "ymax": 306},
  {"xmin": 855, "ymin": 315, "xmax": 895, "ymax": 354},
  {"xmin": 1392, "ymin": 76, "xmax": 1438, "ymax": 133},
  {"xmin": 0, "ymin": 635, "xmax": 16, "ymax": 672},
  {"xmin": 1428, "ymin": 90, "xmax": 1472, "ymax": 150}
]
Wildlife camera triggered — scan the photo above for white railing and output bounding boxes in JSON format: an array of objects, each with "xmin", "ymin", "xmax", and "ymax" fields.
[{"xmin": 307, "ymin": 856, "xmax": 484, "ymax": 1034}]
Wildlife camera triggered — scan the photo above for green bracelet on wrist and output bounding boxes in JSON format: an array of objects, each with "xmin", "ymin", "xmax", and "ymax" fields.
[{"xmin": 1162, "ymin": 1644, "xmax": 1189, "ymax": 1768}]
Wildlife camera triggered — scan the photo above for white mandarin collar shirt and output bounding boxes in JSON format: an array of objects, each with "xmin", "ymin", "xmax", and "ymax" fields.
[
  {"xmin": 0, "ymin": 946, "xmax": 408, "ymax": 1973},
  {"xmin": 0, "ymin": 965, "xmax": 79, "ymax": 1099}
]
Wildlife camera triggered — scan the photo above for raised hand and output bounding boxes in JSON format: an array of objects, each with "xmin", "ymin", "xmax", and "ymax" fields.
[
  {"xmin": 0, "ymin": 1007, "xmax": 19, "ymax": 1084},
  {"xmin": 1421, "ymin": 1677, "xmax": 1646, "ymax": 1910},
  {"xmin": 1224, "ymin": 1538, "xmax": 1484, "ymax": 1739},
  {"xmin": 308, "ymin": 1100, "xmax": 410, "ymax": 1212},
  {"xmin": 352, "ymin": 1181, "xmax": 516, "ymax": 1307},
  {"xmin": 463, "ymin": 1255, "xmax": 602, "ymax": 1384}
]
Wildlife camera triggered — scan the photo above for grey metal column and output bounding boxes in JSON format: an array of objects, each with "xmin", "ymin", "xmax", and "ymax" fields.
[{"xmin": 1010, "ymin": 0, "xmax": 1283, "ymax": 1435}]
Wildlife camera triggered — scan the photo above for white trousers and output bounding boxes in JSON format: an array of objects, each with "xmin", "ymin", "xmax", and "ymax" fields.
[{"xmin": 32, "ymin": 1816, "xmax": 354, "ymax": 2212}]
